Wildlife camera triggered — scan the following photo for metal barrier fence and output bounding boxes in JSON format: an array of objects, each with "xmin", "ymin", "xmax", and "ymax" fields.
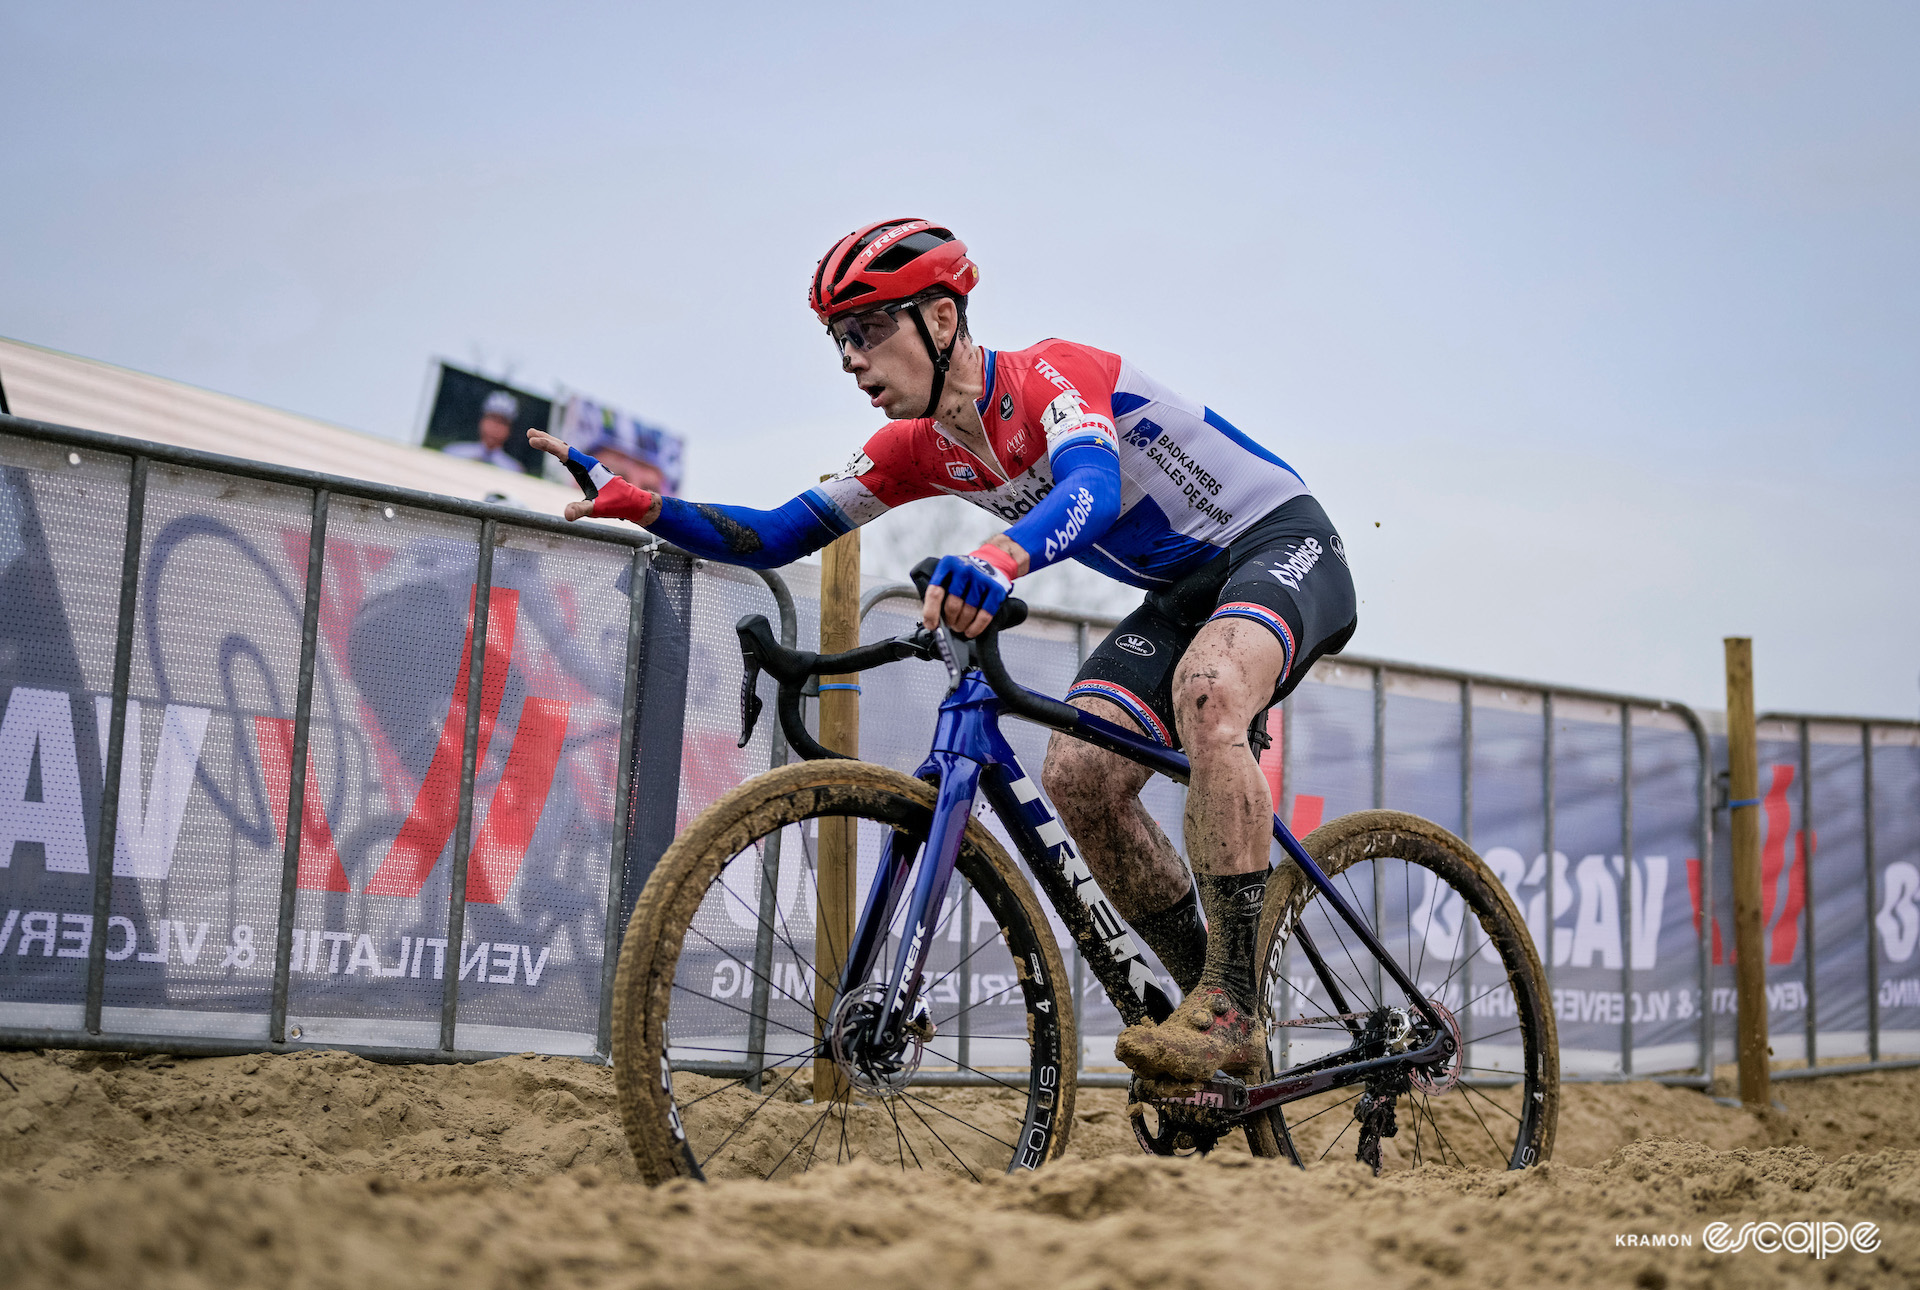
[
  {"xmin": 1739, "ymin": 712, "xmax": 1920, "ymax": 1080},
  {"xmin": 4, "ymin": 414, "xmax": 1917, "ymax": 1090},
  {"xmin": 0, "ymin": 413, "xmax": 795, "ymax": 1062}
]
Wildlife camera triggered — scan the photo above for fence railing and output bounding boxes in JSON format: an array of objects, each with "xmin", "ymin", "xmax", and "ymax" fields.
[
  {"xmin": 1743, "ymin": 711, "xmax": 1920, "ymax": 1079},
  {"xmin": 0, "ymin": 412, "xmax": 794, "ymax": 1062},
  {"xmin": 3, "ymin": 414, "xmax": 1916, "ymax": 1091}
]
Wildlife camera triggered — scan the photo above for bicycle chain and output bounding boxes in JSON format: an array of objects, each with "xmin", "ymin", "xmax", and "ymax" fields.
[{"xmin": 1272, "ymin": 1011, "xmax": 1369, "ymax": 1028}]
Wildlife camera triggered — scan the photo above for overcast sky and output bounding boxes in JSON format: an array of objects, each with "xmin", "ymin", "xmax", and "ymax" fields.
[{"xmin": 3, "ymin": 2, "xmax": 1915, "ymax": 718}]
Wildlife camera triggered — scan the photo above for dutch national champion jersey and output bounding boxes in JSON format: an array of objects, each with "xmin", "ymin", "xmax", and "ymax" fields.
[{"xmin": 801, "ymin": 339, "xmax": 1311, "ymax": 588}]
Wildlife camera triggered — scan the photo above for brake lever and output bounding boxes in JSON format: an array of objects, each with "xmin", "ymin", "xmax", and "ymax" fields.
[
  {"xmin": 738, "ymin": 658, "xmax": 764, "ymax": 748},
  {"xmin": 931, "ymin": 619, "xmax": 975, "ymax": 693}
]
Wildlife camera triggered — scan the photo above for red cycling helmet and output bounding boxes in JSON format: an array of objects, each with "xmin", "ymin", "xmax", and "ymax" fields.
[
  {"xmin": 811, "ymin": 218, "xmax": 979, "ymax": 418},
  {"xmin": 809, "ymin": 218, "xmax": 978, "ymax": 323}
]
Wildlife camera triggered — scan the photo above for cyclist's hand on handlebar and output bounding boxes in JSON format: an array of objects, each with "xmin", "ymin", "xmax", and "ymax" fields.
[{"xmin": 922, "ymin": 546, "xmax": 1018, "ymax": 639}]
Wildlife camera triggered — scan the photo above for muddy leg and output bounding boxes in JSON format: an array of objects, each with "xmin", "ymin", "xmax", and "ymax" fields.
[
  {"xmin": 1042, "ymin": 696, "xmax": 1205, "ymax": 990},
  {"xmin": 1171, "ymin": 619, "xmax": 1288, "ymax": 879},
  {"xmin": 1114, "ymin": 620, "xmax": 1288, "ymax": 1081}
]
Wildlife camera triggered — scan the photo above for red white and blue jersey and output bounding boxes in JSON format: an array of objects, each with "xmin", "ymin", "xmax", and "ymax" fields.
[{"xmin": 802, "ymin": 339, "xmax": 1311, "ymax": 588}]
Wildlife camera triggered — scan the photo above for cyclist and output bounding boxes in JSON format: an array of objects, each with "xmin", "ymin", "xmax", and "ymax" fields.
[{"xmin": 528, "ymin": 218, "xmax": 1357, "ymax": 1086}]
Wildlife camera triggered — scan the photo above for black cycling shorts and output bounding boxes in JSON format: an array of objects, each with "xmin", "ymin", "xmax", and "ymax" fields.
[{"xmin": 1065, "ymin": 494, "xmax": 1357, "ymax": 747}]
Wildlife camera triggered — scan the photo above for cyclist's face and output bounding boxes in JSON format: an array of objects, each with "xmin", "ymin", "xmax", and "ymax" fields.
[{"xmin": 835, "ymin": 298, "xmax": 957, "ymax": 419}]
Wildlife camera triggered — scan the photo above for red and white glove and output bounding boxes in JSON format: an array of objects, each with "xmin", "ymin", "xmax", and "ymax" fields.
[{"xmin": 590, "ymin": 473, "xmax": 658, "ymax": 525}]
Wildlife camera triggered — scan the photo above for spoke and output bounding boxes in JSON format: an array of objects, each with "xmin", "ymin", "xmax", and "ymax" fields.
[
  {"xmin": 673, "ymin": 1045, "xmax": 822, "ymax": 1112},
  {"xmin": 900, "ymin": 1091, "xmax": 1019, "ymax": 1150},
  {"xmin": 1423, "ymin": 879, "xmax": 1473, "ymax": 995},
  {"xmin": 695, "ymin": 1056, "xmax": 818, "ymax": 1170},
  {"xmin": 670, "ymin": 980, "xmax": 822, "ymax": 1043},
  {"xmin": 1417, "ymin": 1095, "xmax": 1465, "ymax": 1166},
  {"xmin": 925, "ymin": 936, "xmax": 1020, "ymax": 1029},
  {"xmin": 1456, "ymin": 1082, "xmax": 1511, "ymax": 1158},
  {"xmin": 1329, "ymin": 876, "xmax": 1379, "ymax": 1005},
  {"xmin": 1464, "ymin": 1022, "xmax": 1523, "ymax": 1044},
  {"xmin": 1409, "ymin": 861, "xmax": 1426, "ymax": 986},
  {"xmin": 1283, "ymin": 1090, "xmax": 1362, "ymax": 1129},
  {"xmin": 796, "ymin": 825, "xmax": 847, "ymax": 1009},
  {"xmin": 1318, "ymin": 1111, "xmax": 1357, "ymax": 1162},
  {"xmin": 898, "ymin": 1091, "xmax": 982, "ymax": 1182},
  {"xmin": 937, "ymin": 1053, "xmax": 1036, "ymax": 1093},
  {"xmin": 743, "ymin": 829, "xmax": 816, "ymax": 978},
  {"xmin": 1458, "ymin": 977, "xmax": 1521, "ymax": 1015},
  {"xmin": 1460, "ymin": 1081, "xmax": 1525, "ymax": 1124},
  {"xmin": 1315, "ymin": 888, "xmax": 1380, "ymax": 1011},
  {"xmin": 763, "ymin": 1098, "xmax": 837, "ymax": 1181},
  {"xmin": 685, "ymin": 923, "xmax": 818, "ymax": 1015},
  {"xmin": 1434, "ymin": 924, "xmax": 1491, "ymax": 994},
  {"xmin": 881, "ymin": 1084, "xmax": 922, "ymax": 1171}
]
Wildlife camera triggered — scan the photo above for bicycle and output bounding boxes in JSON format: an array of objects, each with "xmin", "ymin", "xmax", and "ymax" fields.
[{"xmin": 609, "ymin": 560, "xmax": 1558, "ymax": 1183}]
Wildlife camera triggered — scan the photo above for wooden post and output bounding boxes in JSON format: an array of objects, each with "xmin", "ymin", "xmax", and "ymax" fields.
[
  {"xmin": 1725, "ymin": 637, "xmax": 1770, "ymax": 1109},
  {"xmin": 813, "ymin": 526, "xmax": 861, "ymax": 1103}
]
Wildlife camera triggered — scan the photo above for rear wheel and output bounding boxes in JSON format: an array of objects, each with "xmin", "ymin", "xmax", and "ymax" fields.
[
  {"xmin": 1255, "ymin": 810, "xmax": 1557, "ymax": 1171},
  {"xmin": 611, "ymin": 761, "xmax": 1076, "ymax": 1183}
]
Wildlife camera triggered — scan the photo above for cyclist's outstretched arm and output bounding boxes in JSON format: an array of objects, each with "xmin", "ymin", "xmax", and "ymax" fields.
[{"xmin": 528, "ymin": 427, "xmax": 917, "ymax": 570}]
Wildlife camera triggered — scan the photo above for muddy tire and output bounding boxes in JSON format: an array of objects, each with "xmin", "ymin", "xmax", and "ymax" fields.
[
  {"xmin": 611, "ymin": 760, "xmax": 1076, "ymax": 1184},
  {"xmin": 1252, "ymin": 809, "xmax": 1558, "ymax": 1170}
]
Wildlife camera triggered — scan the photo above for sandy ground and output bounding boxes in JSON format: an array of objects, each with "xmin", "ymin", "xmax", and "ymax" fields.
[{"xmin": 3, "ymin": 1048, "xmax": 1917, "ymax": 1288}]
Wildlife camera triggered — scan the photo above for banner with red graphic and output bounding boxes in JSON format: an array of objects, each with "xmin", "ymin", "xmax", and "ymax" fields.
[{"xmin": 0, "ymin": 439, "xmax": 646, "ymax": 1054}]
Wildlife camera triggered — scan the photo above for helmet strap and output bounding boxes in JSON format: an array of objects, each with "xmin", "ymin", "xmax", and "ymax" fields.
[{"xmin": 906, "ymin": 299, "xmax": 959, "ymax": 421}]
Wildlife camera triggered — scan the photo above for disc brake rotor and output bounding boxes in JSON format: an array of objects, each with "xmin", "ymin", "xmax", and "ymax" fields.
[{"xmin": 827, "ymin": 984, "xmax": 926, "ymax": 1096}]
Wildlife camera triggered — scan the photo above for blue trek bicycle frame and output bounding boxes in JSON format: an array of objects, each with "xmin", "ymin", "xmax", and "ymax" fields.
[{"xmin": 752, "ymin": 617, "xmax": 1451, "ymax": 1083}]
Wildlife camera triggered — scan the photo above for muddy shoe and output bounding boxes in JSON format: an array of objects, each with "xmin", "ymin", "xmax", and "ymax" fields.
[{"xmin": 1114, "ymin": 985, "xmax": 1265, "ymax": 1085}]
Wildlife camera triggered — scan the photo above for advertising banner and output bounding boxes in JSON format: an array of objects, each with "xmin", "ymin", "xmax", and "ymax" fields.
[{"xmin": 0, "ymin": 428, "xmax": 642, "ymax": 1055}]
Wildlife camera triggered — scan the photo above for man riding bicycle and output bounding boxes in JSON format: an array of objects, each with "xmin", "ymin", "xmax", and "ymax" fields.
[{"xmin": 528, "ymin": 218, "xmax": 1357, "ymax": 1086}]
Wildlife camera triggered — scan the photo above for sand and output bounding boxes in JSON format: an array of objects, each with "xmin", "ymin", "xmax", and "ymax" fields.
[{"xmin": 3, "ymin": 1048, "xmax": 1917, "ymax": 1287}]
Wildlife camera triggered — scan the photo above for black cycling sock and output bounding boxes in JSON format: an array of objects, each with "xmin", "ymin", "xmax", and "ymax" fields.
[
  {"xmin": 1196, "ymin": 870, "xmax": 1269, "ymax": 1012},
  {"xmin": 1128, "ymin": 882, "xmax": 1207, "ymax": 996}
]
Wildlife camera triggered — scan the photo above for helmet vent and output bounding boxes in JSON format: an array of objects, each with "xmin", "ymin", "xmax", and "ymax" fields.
[{"xmin": 867, "ymin": 230, "xmax": 952, "ymax": 275}]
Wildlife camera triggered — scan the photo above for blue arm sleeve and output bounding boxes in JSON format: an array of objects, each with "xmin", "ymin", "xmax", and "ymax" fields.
[
  {"xmin": 646, "ymin": 494, "xmax": 843, "ymax": 569},
  {"xmin": 1002, "ymin": 441, "xmax": 1123, "ymax": 572},
  {"xmin": 563, "ymin": 445, "xmax": 848, "ymax": 569}
]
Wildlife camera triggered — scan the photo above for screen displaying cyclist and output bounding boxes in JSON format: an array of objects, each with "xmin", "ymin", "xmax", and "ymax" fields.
[{"xmin": 527, "ymin": 217, "xmax": 1358, "ymax": 1087}]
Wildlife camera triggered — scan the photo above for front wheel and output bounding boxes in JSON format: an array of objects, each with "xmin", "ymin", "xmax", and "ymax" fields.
[
  {"xmin": 1255, "ymin": 810, "xmax": 1557, "ymax": 1171},
  {"xmin": 610, "ymin": 760, "xmax": 1076, "ymax": 1184}
]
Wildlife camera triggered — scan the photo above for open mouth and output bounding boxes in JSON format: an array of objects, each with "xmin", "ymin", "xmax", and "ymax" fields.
[{"xmin": 859, "ymin": 381, "xmax": 886, "ymax": 407}]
